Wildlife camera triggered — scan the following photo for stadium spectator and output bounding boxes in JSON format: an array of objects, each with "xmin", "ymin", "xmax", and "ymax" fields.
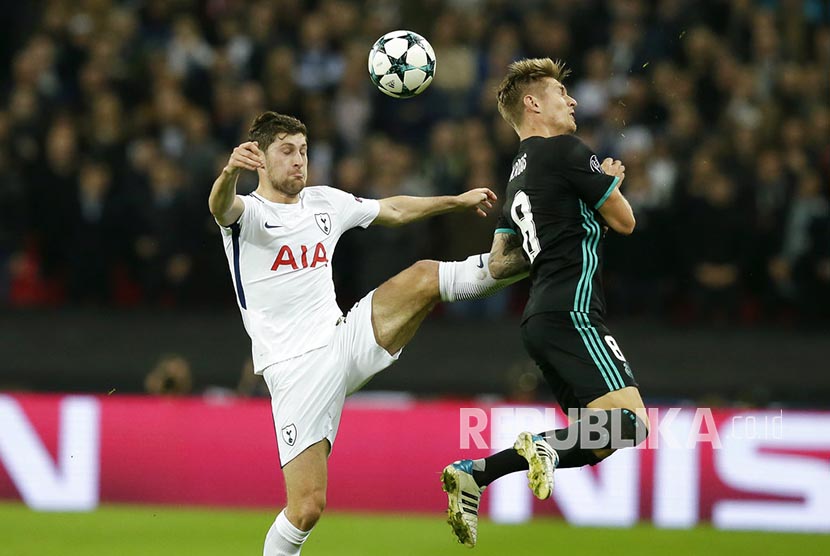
[
  {"xmin": 0, "ymin": 0, "xmax": 826, "ymax": 327},
  {"xmin": 144, "ymin": 353, "xmax": 194, "ymax": 396},
  {"xmin": 685, "ymin": 172, "xmax": 749, "ymax": 322},
  {"xmin": 66, "ymin": 159, "xmax": 124, "ymax": 303}
]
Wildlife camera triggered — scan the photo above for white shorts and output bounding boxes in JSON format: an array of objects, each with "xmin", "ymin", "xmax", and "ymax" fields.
[{"xmin": 262, "ymin": 289, "xmax": 400, "ymax": 467}]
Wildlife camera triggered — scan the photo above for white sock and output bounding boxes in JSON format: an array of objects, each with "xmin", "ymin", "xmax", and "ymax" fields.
[
  {"xmin": 438, "ymin": 253, "xmax": 527, "ymax": 302},
  {"xmin": 263, "ymin": 510, "xmax": 311, "ymax": 556}
]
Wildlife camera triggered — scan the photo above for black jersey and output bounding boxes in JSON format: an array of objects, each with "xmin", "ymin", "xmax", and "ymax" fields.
[{"xmin": 498, "ymin": 134, "xmax": 620, "ymax": 320}]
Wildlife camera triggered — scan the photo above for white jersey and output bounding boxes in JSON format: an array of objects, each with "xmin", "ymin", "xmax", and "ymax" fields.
[{"xmin": 219, "ymin": 186, "xmax": 380, "ymax": 373}]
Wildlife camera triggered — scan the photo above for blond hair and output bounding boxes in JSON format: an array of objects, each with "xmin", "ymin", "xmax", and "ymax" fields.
[{"xmin": 496, "ymin": 58, "xmax": 570, "ymax": 129}]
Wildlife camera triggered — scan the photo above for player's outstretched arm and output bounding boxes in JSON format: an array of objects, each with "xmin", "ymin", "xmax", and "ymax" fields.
[
  {"xmin": 373, "ymin": 188, "xmax": 497, "ymax": 227},
  {"xmin": 209, "ymin": 141, "xmax": 264, "ymax": 226},
  {"xmin": 597, "ymin": 158, "xmax": 635, "ymax": 235},
  {"xmin": 489, "ymin": 232, "xmax": 530, "ymax": 279}
]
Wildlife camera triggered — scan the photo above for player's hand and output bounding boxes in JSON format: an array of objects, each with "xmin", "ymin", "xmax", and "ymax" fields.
[
  {"xmin": 456, "ymin": 188, "xmax": 497, "ymax": 217},
  {"xmin": 225, "ymin": 141, "xmax": 265, "ymax": 174},
  {"xmin": 601, "ymin": 158, "xmax": 625, "ymax": 181}
]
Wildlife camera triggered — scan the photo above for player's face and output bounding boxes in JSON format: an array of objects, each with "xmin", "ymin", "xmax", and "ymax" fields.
[
  {"xmin": 264, "ymin": 133, "xmax": 308, "ymax": 196},
  {"xmin": 541, "ymin": 78, "xmax": 578, "ymax": 134}
]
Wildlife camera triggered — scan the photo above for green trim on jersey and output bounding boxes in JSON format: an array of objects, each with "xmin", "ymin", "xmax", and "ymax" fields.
[
  {"xmin": 570, "ymin": 201, "xmax": 625, "ymax": 390},
  {"xmin": 594, "ymin": 176, "xmax": 620, "ymax": 210},
  {"xmin": 570, "ymin": 311, "xmax": 625, "ymax": 390},
  {"xmin": 579, "ymin": 311, "xmax": 625, "ymax": 389},
  {"xmin": 570, "ymin": 312, "xmax": 615, "ymax": 390},
  {"xmin": 495, "ymin": 227, "xmax": 517, "ymax": 235},
  {"xmin": 574, "ymin": 201, "xmax": 602, "ymax": 312}
]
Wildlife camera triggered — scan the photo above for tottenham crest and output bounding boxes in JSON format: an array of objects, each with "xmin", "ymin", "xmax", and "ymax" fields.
[
  {"xmin": 315, "ymin": 213, "xmax": 331, "ymax": 235},
  {"xmin": 281, "ymin": 424, "xmax": 297, "ymax": 446}
]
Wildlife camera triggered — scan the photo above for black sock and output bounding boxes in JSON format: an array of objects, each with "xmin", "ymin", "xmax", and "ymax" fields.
[
  {"xmin": 543, "ymin": 422, "xmax": 602, "ymax": 468},
  {"xmin": 471, "ymin": 422, "xmax": 599, "ymax": 486},
  {"xmin": 472, "ymin": 448, "xmax": 528, "ymax": 487},
  {"xmin": 471, "ymin": 424, "xmax": 597, "ymax": 487},
  {"xmin": 544, "ymin": 408, "xmax": 647, "ymax": 468},
  {"xmin": 473, "ymin": 409, "xmax": 648, "ymax": 484}
]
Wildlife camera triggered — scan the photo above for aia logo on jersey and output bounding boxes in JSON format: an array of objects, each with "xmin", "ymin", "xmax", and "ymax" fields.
[
  {"xmin": 271, "ymin": 243, "xmax": 329, "ymax": 271},
  {"xmin": 590, "ymin": 154, "xmax": 604, "ymax": 174},
  {"xmin": 315, "ymin": 213, "xmax": 331, "ymax": 235}
]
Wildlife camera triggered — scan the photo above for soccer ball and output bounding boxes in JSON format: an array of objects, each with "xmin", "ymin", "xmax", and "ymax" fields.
[{"xmin": 368, "ymin": 30, "xmax": 436, "ymax": 98}]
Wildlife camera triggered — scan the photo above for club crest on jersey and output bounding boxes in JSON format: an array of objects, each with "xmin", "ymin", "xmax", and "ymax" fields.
[
  {"xmin": 315, "ymin": 213, "xmax": 331, "ymax": 235},
  {"xmin": 509, "ymin": 153, "xmax": 527, "ymax": 181},
  {"xmin": 281, "ymin": 424, "xmax": 297, "ymax": 446},
  {"xmin": 590, "ymin": 154, "xmax": 604, "ymax": 174}
]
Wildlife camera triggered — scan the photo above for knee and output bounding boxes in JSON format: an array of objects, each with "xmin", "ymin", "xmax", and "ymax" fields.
[
  {"xmin": 590, "ymin": 408, "xmax": 648, "ymax": 462},
  {"xmin": 637, "ymin": 409, "xmax": 651, "ymax": 436},
  {"xmin": 591, "ymin": 447, "xmax": 615, "ymax": 462},
  {"xmin": 620, "ymin": 407, "xmax": 649, "ymax": 446},
  {"xmin": 411, "ymin": 259, "xmax": 440, "ymax": 301},
  {"xmin": 290, "ymin": 491, "xmax": 326, "ymax": 531}
]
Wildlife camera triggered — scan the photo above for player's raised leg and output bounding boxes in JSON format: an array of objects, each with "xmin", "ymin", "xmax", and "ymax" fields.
[
  {"xmin": 585, "ymin": 386, "xmax": 650, "ymax": 458},
  {"xmin": 466, "ymin": 387, "xmax": 649, "ymax": 502},
  {"xmin": 370, "ymin": 260, "xmax": 440, "ymax": 356},
  {"xmin": 371, "ymin": 254, "xmax": 523, "ymax": 355},
  {"xmin": 263, "ymin": 440, "xmax": 328, "ymax": 556}
]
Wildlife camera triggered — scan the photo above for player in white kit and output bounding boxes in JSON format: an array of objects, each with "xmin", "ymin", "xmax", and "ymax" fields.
[{"xmin": 208, "ymin": 112, "xmax": 524, "ymax": 556}]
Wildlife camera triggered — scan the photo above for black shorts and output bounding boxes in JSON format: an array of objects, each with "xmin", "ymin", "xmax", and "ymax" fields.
[{"xmin": 521, "ymin": 311, "xmax": 639, "ymax": 412}]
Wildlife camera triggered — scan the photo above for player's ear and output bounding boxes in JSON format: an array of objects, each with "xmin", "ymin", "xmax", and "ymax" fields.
[{"xmin": 523, "ymin": 94, "xmax": 540, "ymax": 113}]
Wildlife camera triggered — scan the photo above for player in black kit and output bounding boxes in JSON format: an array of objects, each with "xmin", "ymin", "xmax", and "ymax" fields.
[{"xmin": 441, "ymin": 58, "xmax": 650, "ymax": 547}]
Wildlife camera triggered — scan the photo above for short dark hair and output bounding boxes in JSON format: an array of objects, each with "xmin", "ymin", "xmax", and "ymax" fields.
[
  {"xmin": 496, "ymin": 58, "xmax": 570, "ymax": 129},
  {"xmin": 248, "ymin": 112, "xmax": 307, "ymax": 151}
]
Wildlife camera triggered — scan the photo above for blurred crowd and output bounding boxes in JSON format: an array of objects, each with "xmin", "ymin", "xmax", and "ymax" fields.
[{"xmin": 0, "ymin": 0, "xmax": 828, "ymax": 325}]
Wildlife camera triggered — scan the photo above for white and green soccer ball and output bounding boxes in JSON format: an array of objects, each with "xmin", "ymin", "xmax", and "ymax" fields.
[{"xmin": 368, "ymin": 30, "xmax": 436, "ymax": 98}]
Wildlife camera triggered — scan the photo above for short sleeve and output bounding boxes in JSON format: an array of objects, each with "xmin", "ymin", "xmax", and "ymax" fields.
[
  {"xmin": 217, "ymin": 194, "xmax": 261, "ymax": 236},
  {"xmin": 319, "ymin": 186, "xmax": 380, "ymax": 230},
  {"xmin": 561, "ymin": 136, "xmax": 619, "ymax": 209},
  {"xmin": 494, "ymin": 215, "xmax": 517, "ymax": 235}
]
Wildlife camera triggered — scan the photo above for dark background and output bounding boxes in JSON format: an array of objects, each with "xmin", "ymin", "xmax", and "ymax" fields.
[{"xmin": 1, "ymin": 0, "xmax": 828, "ymax": 406}]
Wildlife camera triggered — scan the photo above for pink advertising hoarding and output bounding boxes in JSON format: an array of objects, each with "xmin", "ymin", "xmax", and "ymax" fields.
[{"xmin": 0, "ymin": 393, "xmax": 828, "ymax": 532}]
